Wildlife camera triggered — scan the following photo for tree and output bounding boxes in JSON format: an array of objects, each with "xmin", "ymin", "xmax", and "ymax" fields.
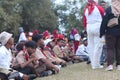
[
  {"xmin": 21, "ymin": 0, "xmax": 58, "ymax": 33},
  {"xmin": 52, "ymin": 0, "xmax": 85, "ymax": 33},
  {"xmin": 0, "ymin": 0, "xmax": 22, "ymax": 35}
]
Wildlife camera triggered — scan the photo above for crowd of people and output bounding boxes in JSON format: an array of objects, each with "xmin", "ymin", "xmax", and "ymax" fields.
[
  {"xmin": 0, "ymin": 0, "xmax": 120, "ymax": 80},
  {"xmin": 0, "ymin": 28, "xmax": 88, "ymax": 80},
  {"xmin": 83, "ymin": 0, "xmax": 120, "ymax": 71}
]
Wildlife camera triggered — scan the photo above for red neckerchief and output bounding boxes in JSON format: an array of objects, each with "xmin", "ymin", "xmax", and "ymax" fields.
[
  {"xmin": 45, "ymin": 46, "xmax": 56, "ymax": 57},
  {"xmin": 85, "ymin": 2, "xmax": 96, "ymax": 15},
  {"xmin": 39, "ymin": 48, "xmax": 47, "ymax": 57},
  {"xmin": 68, "ymin": 44, "xmax": 74, "ymax": 52},
  {"xmin": 23, "ymin": 49, "xmax": 29, "ymax": 61}
]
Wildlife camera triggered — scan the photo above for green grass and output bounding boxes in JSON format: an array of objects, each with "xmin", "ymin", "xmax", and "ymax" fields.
[{"xmin": 35, "ymin": 62, "xmax": 120, "ymax": 80}]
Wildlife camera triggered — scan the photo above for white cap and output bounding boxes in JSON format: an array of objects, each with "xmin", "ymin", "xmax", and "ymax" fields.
[
  {"xmin": 82, "ymin": 37, "xmax": 87, "ymax": 42},
  {"xmin": 44, "ymin": 39, "xmax": 53, "ymax": 46},
  {"xmin": 0, "ymin": 31, "xmax": 12, "ymax": 46}
]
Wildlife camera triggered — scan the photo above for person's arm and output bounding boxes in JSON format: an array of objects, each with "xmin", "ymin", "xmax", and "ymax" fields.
[
  {"xmin": 97, "ymin": 5, "xmax": 105, "ymax": 17},
  {"xmin": 100, "ymin": 7, "xmax": 110, "ymax": 38},
  {"xmin": 83, "ymin": 15, "xmax": 87, "ymax": 29},
  {"xmin": 20, "ymin": 58, "xmax": 38, "ymax": 68},
  {"xmin": 16, "ymin": 53, "xmax": 38, "ymax": 68},
  {"xmin": 39, "ymin": 58, "xmax": 59, "ymax": 73}
]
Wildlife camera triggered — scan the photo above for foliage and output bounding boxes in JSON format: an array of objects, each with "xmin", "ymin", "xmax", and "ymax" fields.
[
  {"xmin": 0, "ymin": 0, "xmax": 110, "ymax": 35},
  {"xmin": 52, "ymin": 0, "xmax": 85, "ymax": 33},
  {"xmin": 0, "ymin": 0, "xmax": 22, "ymax": 34},
  {"xmin": 21, "ymin": 0, "xmax": 58, "ymax": 33},
  {"xmin": 0, "ymin": 0, "xmax": 58, "ymax": 35}
]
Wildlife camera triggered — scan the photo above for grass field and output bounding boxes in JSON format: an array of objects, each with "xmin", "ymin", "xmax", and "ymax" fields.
[{"xmin": 35, "ymin": 62, "xmax": 120, "ymax": 80}]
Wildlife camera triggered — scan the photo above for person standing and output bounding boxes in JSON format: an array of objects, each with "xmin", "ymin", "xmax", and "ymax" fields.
[
  {"xmin": 83, "ymin": 0, "xmax": 104, "ymax": 69},
  {"xmin": 100, "ymin": 0, "xmax": 120, "ymax": 71},
  {"xmin": 100, "ymin": 1, "xmax": 107, "ymax": 10},
  {"xmin": 18, "ymin": 27, "xmax": 27, "ymax": 42},
  {"xmin": 99, "ymin": 0, "xmax": 107, "ymax": 66}
]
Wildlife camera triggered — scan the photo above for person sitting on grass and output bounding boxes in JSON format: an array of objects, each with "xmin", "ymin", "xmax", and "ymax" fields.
[
  {"xmin": 13, "ymin": 41, "xmax": 39, "ymax": 79},
  {"xmin": 32, "ymin": 34, "xmax": 59, "ymax": 76},
  {"xmin": 44, "ymin": 39, "xmax": 66, "ymax": 67},
  {"xmin": 64, "ymin": 39, "xmax": 82, "ymax": 63},
  {"xmin": 76, "ymin": 37, "xmax": 90, "ymax": 63},
  {"xmin": 53, "ymin": 38, "xmax": 72, "ymax": 62},
  {"xmin": 0, "ymin": 31, "xmax": 29, "ymax": 80}
]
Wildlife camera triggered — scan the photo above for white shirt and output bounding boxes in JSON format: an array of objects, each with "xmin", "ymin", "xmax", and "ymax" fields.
[
  {"xmin": 85, "ymin": 6, "xmax": 102, "ymax": 24},
  {"xmin": 76, "ymin": 44, "xmax": 88, "ymax": 56},
  {"xmin": 18, "ymin": 32, "xmax": 27, "ymax": 42},
  {"xmin": 74, "ymin": 34, "xmax": 80, "ymax": 41},
  {"xmin": 0, "ymin": 46, "xmax": 24, "ymax": 77},
  {"xmin": 0, "ymin": 46, "xmax": 12, "ymax": 69}
]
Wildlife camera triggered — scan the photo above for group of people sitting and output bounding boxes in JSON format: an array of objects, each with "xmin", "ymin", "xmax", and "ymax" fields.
[{"xmin": 0, "ymin": 30, "xmax": 88, "ymax": 80}]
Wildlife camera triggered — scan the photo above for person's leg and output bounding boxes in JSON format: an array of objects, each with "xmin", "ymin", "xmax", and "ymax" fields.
[
  {"xmin": 80, "ymin": 55, "xmax": 88, "ymax": 61},
  {"xmin": 40, "ymin": 58, "xmax": 59, "ymax": 73},
  {"xmin": 86, "ymin": 24, "xmax": 94, "ymax": 68},
  {"xmin": 106, "ymin": 35, "xmax": 116, "ymax": 66},
  {"xmin": 17, "ymin": 66, "xmax": 35, "ymax": 75},
  {"xmin": 93, "ymin": 34, "xmax": 103, "ymax": 68},
  {"xmin": 100, "ymin": 45, "xmax": 106, "ymax": 65},
  {"xmin": 116, "ymin": 36, "xmax": 120, "ymax": 66},
  {"xmin": 91, "ymin": 23, "xmax": 103, "ymax": 69}
]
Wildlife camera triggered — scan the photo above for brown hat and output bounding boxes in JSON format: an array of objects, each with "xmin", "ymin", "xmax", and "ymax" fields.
[{"xmin": 0, "ymin": 31, "xmax": 12, "ymax": 46}]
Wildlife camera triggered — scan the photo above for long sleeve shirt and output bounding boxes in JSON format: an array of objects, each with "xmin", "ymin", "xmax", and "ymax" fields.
[
  {"xmin": 83, "ymin": 5, "xmax": 104, "ymax": 29},
  {"xmin": 0, "ymin": 46, "xmax": 12, "ymax": 69},
  {"xmin": 76, "ymin": 44, "xmax": 88, "ymax": 56}
]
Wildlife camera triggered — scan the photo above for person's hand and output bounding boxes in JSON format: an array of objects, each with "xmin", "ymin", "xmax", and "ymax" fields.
[
  {"xmin": 101, "ymin": 36, "xmax": 105, "ymax": 44},
  {"xmin": 31, "ymin": 58, "xmax": 38, "ymax": 61},
  {"xmin": 53, "ymin": 65, "xmax": 60, "ymax": 73},
  {"xmin": 22, "ymin": 74, "xmax": 29, "ymax": 80}
]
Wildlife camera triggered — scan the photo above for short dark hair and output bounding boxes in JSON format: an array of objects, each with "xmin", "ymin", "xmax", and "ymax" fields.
[
  {"xmin": 100, "ymin": 1, "xmax": 106, "ymax": 3},
  {"xmin": 25, "ymin": 41, "xmax": 37, "ymax": 49},
  {"xmin": 68, "ymin": 39, "xmax": 74, "ymax": 42},
  {"xmin": 16, "ymin": 41, "xmax": 26, "ymax": 52},
  {"xmin": 32, "ymin": 34, "xmax": 43, "ymax": 42}
]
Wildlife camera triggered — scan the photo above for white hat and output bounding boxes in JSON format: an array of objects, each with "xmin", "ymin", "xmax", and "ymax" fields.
[
  {"xmin": 82, "ymin": 37, "xmax": 87, "ymax": 42},
  {"xmin": 0, "ymin": 31, "xmax": 13, "ymax": 46},
  {"xmin": 44, "ymin": 39, "xmax": 53, "ymax": 46}
]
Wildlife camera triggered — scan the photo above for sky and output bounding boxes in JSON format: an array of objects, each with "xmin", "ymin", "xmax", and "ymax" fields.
[{"xmin": 55, "ymin": 0, "xmax": 111, "ymax": 4}]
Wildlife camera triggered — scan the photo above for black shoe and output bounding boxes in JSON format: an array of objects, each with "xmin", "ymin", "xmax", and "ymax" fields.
[
  {"xmin": 86, "ymin": 61, "xmax": 91, "ymax": 64},
  {"xmin": 100, "ymin": 63, "xmax": 104, "ymax": 65}
]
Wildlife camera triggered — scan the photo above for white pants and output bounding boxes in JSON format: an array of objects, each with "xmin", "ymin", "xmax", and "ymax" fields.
[{"xmin": 87, "ymin": 22, "xmax": 103, "ymax": 69}]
